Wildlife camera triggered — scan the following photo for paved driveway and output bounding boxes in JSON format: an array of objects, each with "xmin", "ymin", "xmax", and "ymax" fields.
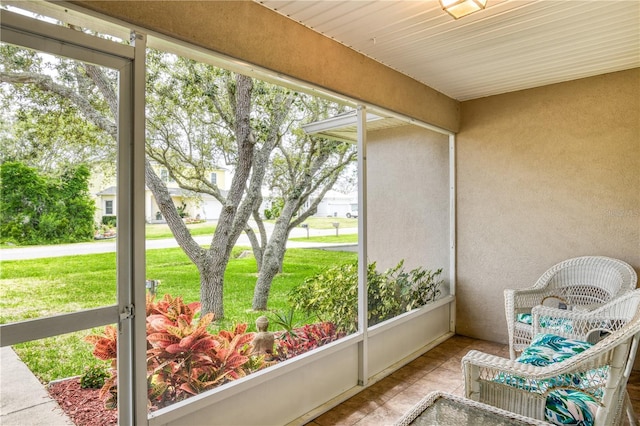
[{"xmin": 0, "ymin": 226, "xmax": 358, "ymax": 261}]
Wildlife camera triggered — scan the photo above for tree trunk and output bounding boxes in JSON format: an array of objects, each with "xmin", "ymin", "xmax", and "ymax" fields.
[
  {"xmin": 252, "ymin": 228, "xmax": 288, "ymax": 310},
  {"xmin": 251, "ymin": 206, "xmax": 291, "ymax": 310},
  {"xmin": 250, "ymin": 144, "xmax": 357, "ymax": 310},
  {"xmin": 199, "ymin": 252, "xmax": 227, "ymax": 320},
  {"xmin": 244, "ymin": 226, "xmax": 264, "ymax": 271},
  {"xmin": 198, "ymin": 73, "xmax": 257, "ymax": 318},
  {"xmin": 248, "ymin": 207, "xmax": 267, "ymax": 271}
]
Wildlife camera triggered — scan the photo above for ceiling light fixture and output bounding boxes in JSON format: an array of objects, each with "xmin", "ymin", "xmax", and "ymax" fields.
[{"xmin": 440, "ymin": 0, "xmax": 487, "ymax": 19}]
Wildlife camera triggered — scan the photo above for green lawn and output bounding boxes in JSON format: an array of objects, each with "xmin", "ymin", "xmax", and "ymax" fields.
[
  {"xmin": 296, "ymin": 217, "xmax": 358, "ymax": 229},
  {"xmin": 0, "ymin": 247, "xmax": 356, "ymax": 383},
  {"xmin": 1, "ymin": 218, "xmax": 358, "ymax": 247},
  {"xmin": 144, "ymin": 217, "xmax": 358, "ymax": 240},
  {"xmin": 289, "ymin": 234, "xmax": 358, "ymax": 244},
  {"xmin": 145, "ymin": 221, "xmax": 217, "ymax": 240}
]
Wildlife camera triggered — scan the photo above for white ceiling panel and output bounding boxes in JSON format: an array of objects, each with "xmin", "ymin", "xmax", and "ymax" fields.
[{"xmin": 257, "ymin": 0, "xmax": 640, "ymax": 100}]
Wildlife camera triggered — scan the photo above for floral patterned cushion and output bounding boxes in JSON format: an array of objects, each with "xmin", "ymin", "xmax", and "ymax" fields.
[
  {"xmin": 498, "ymin": 334, "xmax": 606, "ymax": 426},
  {"xmin": 517, "ymin": 313, "xmax": 534, "ymax": 325},
  {"xmin": 517, "ymin": 334, "xmax": 592, "ymax": 367},
  {"xmin": 496, "ymin": 334, "xmax": 597, "ymax": 391},
  {"xmin": 545, "ymin": 389, "xmax": 598, "ymax": 425},
  {"xmin": 516, "ymin": 313, "xmax": 575, "ymax": 334}
]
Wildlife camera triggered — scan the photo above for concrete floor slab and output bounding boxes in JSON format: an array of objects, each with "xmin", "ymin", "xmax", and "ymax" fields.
[{"xmin": 1, "ymin": 347, "xmax": 73, "ymax": 426}]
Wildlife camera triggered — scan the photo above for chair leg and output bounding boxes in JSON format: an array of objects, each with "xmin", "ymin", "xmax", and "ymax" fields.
[{"xmin": 624, "ymin": 391, "xmax": 638, "ymax": 426}]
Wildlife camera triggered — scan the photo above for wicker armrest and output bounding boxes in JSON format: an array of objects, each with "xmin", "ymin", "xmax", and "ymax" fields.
[
  {"xmin": 463, "ymin": 346, "xmax": 608, "ymax": 382},
  {"xmin": 505, "ymin": 288, "xmax": 547, "ymax": 308},
  {"xmin": 531, "ymin": 305, "xmax": 599, "ymax": 339},
  {"xmin": 505, "ymin": 288, "xmax": 559, "ymax": 317},
  {"xmin": 463, "ymin": 345, "xmax": 614, "ymax": 422},
  {"xmin": 462, "ymin": 350, "xmax": 519, "ymax": 370},
  {"xmin": 531, "ymin": 292, "xmax": 640, "ymax": 341},
  {"xmin": 463, "ymin": 350, "xmax": 549, "ymax": 395}
]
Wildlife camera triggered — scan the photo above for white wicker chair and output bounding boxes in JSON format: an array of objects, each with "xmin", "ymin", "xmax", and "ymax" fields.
[
  {"xmin": 505, "ymin": 256, "xmax": 637, "ymax": 359},
  {"xmin": 463, "ymin": 289, "xmax": 640, "ymax": 426}
]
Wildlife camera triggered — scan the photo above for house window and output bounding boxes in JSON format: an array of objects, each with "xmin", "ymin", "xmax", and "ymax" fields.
[
  {"xmin": 210, "ymin": 172, "xmax": 217, "ymax": 186},
  {"xmin": 105, "ymin": 200, "xmax": 113, "ymax": 215},
  {"xmin": 160, "ymin": 169, "xmax": 169, "ymax": 183}
]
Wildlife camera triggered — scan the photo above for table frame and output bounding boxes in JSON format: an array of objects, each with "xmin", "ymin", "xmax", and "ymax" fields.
[{"xmin": 394, "ymin": 391, "xmax": 550, "ymax": 426}]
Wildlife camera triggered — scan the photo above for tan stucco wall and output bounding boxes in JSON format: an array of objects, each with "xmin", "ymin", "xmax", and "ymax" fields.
[
  {"xmin": 367, "ymin": 125, "xmax": 451, "ymax": 290},
  {"xmin": 456, "ymin": 69, "xmax": 640, "ymax": 346},
  {"xmin": 71, "ymin": 0, "xmax": 459, "ymax": 132}
]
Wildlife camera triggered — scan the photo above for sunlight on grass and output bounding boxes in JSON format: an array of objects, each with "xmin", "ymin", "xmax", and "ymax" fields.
[
  {"xmin": 289, "ymin": 234, "xmax": 358, "ymax": 244},
  {"xmin": 2, "ymin": 247, "xmax": 356, "ymax": 381},
  {"xmin": 0, "ymin": 255, "xmax": 117, "ymax": 324},
  {"xmin": 13, "ymin": 328, "xmax": 111, "ymax": 384},
  {"xmin": 290, "ymin": 217, "xmax": 358, "ymax": 229},
  {"xmin": 0, "ymin": 276, "xmax": 89, "ymax": 322},
  {"xmin": 145, "ymin": 221, "xmax": 217, "ymax": 240}
]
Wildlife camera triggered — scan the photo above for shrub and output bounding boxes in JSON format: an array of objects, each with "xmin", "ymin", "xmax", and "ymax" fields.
[
  {"xmin": 368, "ymin": 260, "xmax": 443, "ymax": 326},
  {"xmin": 80, "ymin": 365, "xmax": 110, "ymax": 389},
  {"xmin": 399, "ymin": 263, "xmax": 443, "ymax": 310},
  {"xmin": 176, "ymin": 202, "xmax": 187, "ymax": 218},
  {"xmin": 289, "ymin": 260, "xmax": 443, "ymax": 333},
  {"xmin": 84, "ymin": 324, "xmax": 118, "ymax": 408},
  {"xmin": 85, "ymin": 294, "xmax": 265, "ymax": 411},
  {"xmin": 288, "ymin": 262, "xmax": 360, "ymax": 333},
  {"xmin": 0, "ymin": 162, "xmax": 95, "ymax": 245},
  {"xmin": 101, "ymin": 216, "xmax": 117, "ymax": 227},
  {"xmin": 271, "ymin": 308, "xmax": 298, "ymax": 340},
  {"xmin": 263, "ymin": 197, "xmax": 284, "ymax": 220}
]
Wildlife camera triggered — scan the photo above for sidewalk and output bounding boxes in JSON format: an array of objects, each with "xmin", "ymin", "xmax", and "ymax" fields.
[
  {"xmin": 0, "ymin": 225, "xmax": 358, "ymax": 261},
  {"xmin": 1, "ymin": 347, "xmax": 73, "ymax": 425}
]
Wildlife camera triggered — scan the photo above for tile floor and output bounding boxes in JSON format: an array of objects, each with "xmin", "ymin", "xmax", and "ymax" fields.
[{"xmin": 305, "ymin": 335, "xmax": 640, "ymax": 425}]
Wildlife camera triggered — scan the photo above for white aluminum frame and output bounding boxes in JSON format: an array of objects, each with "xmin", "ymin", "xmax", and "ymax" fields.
[
  {"xmin": 449, "ymin": 133, "xmax": 457, "ymax": 332},
  {"xmin": 356, "ymin": 105, "xmax": 369, "ymax": 386},
  {"xmin": 0, "ymin": 10, "xmax": 147, "ymax": 424}
]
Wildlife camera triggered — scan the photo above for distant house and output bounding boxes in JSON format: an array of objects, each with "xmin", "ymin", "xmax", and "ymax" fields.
[
  {"xmin": 312, "ymin": 190, "xmax": 358, "ymax": 218},
  {"xmin": 94, "ymin": 164, "xmax": 354, "ymax": 224},
  {"xmin": 95, "ymin": 185, "xmax": 117, "ymax": 222},
  {"xmin": 259, "ymin": 189, "xmax": 357, "ymax": 220},
  {"xmin": 93, "ymin": 165, "xmax": 228, "ymax": 224},
  {"xmin": 145, "ymin": 186, "xmax": 228, "ymax": 223}
]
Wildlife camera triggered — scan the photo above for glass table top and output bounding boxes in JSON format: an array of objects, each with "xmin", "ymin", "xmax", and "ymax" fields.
[
  {"xmin": 395, "ymin": 392, "xmax": 548, "ymax": 426},
  {"xmin": 407, "ymin": 397, "xmax": 534, "ymax": 426}
]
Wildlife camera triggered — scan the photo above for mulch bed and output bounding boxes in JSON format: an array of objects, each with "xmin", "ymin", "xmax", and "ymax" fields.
[{"xmin": 48, "ymin": 378, "xmax": 117, "ymax": 426}]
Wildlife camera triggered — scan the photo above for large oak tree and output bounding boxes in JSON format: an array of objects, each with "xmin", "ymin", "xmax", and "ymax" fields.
[{"xmin": 1, "ymin": 38, "xmax": 356, "ymax": 319}]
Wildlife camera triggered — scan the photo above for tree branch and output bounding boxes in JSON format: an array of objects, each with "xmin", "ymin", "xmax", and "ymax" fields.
[{"xmin": 1, "ymin": 71, "xmax": 117, "ymax": 138}]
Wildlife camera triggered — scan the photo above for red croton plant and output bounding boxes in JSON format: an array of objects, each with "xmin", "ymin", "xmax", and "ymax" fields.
[
  {"xmin": 85, "ymin": 294, "xmax": 262, "ymax": 410},
  {"xmin": 85, "ymin": 294, "xmax": 345, "ymax": 411},
  {"xmin": 274, "ymin": 322, "xmax": 345, "ymax": 360}
]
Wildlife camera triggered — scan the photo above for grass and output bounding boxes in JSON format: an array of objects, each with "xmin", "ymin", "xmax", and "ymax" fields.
[
  {"xmin": 289, "ymin": 234, "xmax": 358, "ymax": 243},
  {"xmin": 0, "ymin": 246, "xmax": 356, "ymax": 383},
  {"xmin": 143, "ymin": 217, "xmax": 357, "ymax": 240},
  {"xmin": 0, "ymin": 217, "xmax": 358, "ymax": 247},
  {"xmin": 297, "ymin": 217, "xmax": 358, "ymax": 229},
  {"xmin": 145, "ymin": 221, "xmax": 217, "ymax": 240}
]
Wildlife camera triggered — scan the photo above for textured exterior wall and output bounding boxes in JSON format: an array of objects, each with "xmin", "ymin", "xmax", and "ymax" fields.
[
  {"xmin": 367, "ymin": 125, "xmax": 451, "ymax": 289},
  {"xmin": 456, "ymin": 69, "xmax": 640, "ymax": 345},
  {"xmin": 71, "ymin": 0, "xmax": 459, "ymax": 132}
]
